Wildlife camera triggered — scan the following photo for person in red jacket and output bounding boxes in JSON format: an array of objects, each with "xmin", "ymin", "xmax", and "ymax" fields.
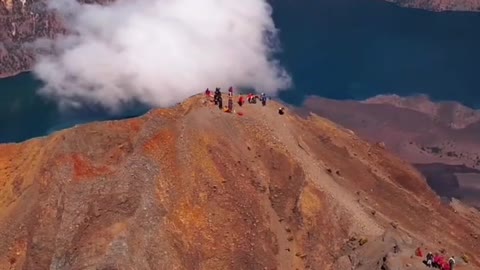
[
  {"xmin": 433, "ymin": 255, "xmax": 440, "ymax": 268},
  {"xmin": 238, "ymin": 96, "xmax": 244, "ymax": 106},
  {"xmin": 434, "ymin": 255, "xmax": 446, "ymax": 269},
  {"xmin": 416, "ymin": 247, "xmax": 423, "ymax": 257}
]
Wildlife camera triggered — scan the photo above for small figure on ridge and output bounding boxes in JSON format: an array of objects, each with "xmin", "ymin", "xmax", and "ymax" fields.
[{"xmin": 261, "ymin": 93, "xmax": 267, "ymax": 106}]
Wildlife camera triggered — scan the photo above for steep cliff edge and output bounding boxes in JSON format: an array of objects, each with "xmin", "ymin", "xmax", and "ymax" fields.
[{"xmin": 0, "ymin": 94, "xmax": 479, "ymax": 269}]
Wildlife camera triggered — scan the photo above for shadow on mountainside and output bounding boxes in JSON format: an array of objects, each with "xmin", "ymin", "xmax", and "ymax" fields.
[{"xmin": 414, "ymin": 163, "xmax": 480, "ymax": 210}]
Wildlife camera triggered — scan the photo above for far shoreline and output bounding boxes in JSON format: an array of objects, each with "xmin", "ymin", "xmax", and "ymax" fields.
[
  {"xmin": 0, "ymin": 69, "xmax": 31, "ymax": 80},
  {"xmin": 381, "ymin": 0, "xmax": 480, "ymax": 13}
]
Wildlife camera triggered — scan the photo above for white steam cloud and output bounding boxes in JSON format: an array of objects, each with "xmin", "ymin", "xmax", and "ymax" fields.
[{"xmin": 33, "ymin": 0, "xmax": 292, "ymax": 113}]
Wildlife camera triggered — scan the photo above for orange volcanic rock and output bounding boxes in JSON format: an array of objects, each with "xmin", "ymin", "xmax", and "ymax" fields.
[{"xmin": 0, "ymin": 94, "xmax": 479, "ymax": 270}]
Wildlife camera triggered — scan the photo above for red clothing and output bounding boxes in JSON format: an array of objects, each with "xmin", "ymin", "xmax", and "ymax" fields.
[
  {"xmin": 435, "ymin": 256, "xmax": 445, "ymax": 266},
  {"xmin": 238, "ymin": 96, "xmax": 244, "ymax": 106}
]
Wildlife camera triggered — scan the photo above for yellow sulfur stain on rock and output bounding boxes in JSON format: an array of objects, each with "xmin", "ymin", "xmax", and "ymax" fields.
[
  {"xmin": 188, "ymin": 133, "xmax": 225, "ymax": 184},
  {"xmin": 109, "ymin": 222, "xmax": 128, "ymax": 236},
  {"xmin": 171, "ymin": 201, "xmax": 216, "ymax": 252},
  {"xmin": 0, "ymin": 141, "xmax": 42, "ymax": 216},
  {"xmin": 143, "ymin": 130, "xmax": 175, "ymax": 157},
  {"xmin": 300, "ymin": 185, "xmax": 323, "ymax": 220},
  {"xmin": 198, "ymin": 192, "xmax": 208, "ymax": 203}
]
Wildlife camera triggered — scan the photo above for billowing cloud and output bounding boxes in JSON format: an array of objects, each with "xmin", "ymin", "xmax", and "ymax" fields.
[{"xmin": 33, "ymin": 0, "xmax": 292, "ymax": 113}]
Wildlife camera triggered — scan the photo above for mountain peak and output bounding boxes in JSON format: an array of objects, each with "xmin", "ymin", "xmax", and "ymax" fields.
[{"xmin": 0, "ymin": 93, "xmax": 479, "ymax": 269}]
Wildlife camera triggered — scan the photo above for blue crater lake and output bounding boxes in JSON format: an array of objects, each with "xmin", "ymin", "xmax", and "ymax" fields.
[{"xmin": 1, "ymin": 0, "xmax": 480, "ymax": 143}]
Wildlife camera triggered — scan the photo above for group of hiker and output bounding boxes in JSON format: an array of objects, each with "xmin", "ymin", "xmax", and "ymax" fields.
[
  {"xmin": 422, "ymin": 250, "xmax": 456, "ymax": 270},
  {"xmin": 205, "ymin": 87, "xmax": 273, "ymax": 113}
]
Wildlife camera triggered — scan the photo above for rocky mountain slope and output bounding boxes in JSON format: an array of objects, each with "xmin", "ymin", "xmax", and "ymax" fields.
[
  {"xmin": 0, "ymin": 94, "xmax": 479, "ymax": 269},
  {"xmin": 302, "ymin": 95, "xmax": 480, "ymax": 209},
  {"xmin": 364, "ymin": 94, "xmax": 480, "ymax": 130}
]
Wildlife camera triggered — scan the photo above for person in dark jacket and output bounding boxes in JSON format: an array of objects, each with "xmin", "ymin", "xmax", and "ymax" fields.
[
  {"xmin": 425, "ymin": 252, "xmax": 434, "ymax": 267},
  {"xmin": 218, "ymin": 95, "xmax": 223, "ymax": 109},
  {"xmin": 238, "ymin": 96, "xmax": 245, "ymax": 106},
  {"xmin": 260, "ymin": 93, "xmax": 267, "ymax": 106},
  {"xmin": 214, "ymin": 88, "xmax": 221, "ymax": 105},
  {"xmin": 227, "ymin": 95, "xmax": 233, "ymax": 112}
]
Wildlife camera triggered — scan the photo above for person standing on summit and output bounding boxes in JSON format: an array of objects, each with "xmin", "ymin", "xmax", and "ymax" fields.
[
  {"xmin": 218, "ymin": 95, "xmax": 223, "ymax": 110},
  {"xmin": 238, "ymin": 96, "xmax": 245, "ymax": 106},
  {"xmin": 228, "ymin": 86, "xmax": 233, "ymax": 97},
  {"xmin": 448, "ymin": 256, "xmax": 455, "ymax": 270},
  {"xmin": 425, "ymin": 252, "xmax": 434, "ymax": 267},
  {"xmin": 247, "ymin": 93, "xmax": 253, "ymax": 103},
  {"xmin": 227, "ymin": 94, "xmax": 233, "ymax": 112},
  {"xmin": 260, "ymin": 93, "xmax": 267, "ymax": 106},
  {"xmin": 214, "ymin": 88, "xmax": 221, "ymax": 105}
]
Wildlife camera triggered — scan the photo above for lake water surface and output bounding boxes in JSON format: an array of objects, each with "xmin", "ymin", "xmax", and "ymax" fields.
[{"xmin": 1, "ymin": 0, "xmax": 480, "ymax": 143}]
